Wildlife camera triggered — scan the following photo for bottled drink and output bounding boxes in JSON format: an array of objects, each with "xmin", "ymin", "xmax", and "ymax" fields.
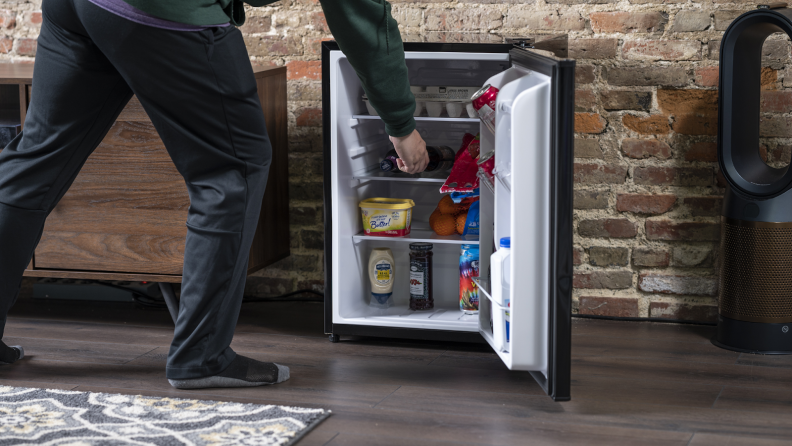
[
  {"xmin": 380, "ymin": 146, "xmax": 455, "ymax": 173},
  {"xmin": 459, "ymin": 244, "xmax": 480, "ymax": 314}
]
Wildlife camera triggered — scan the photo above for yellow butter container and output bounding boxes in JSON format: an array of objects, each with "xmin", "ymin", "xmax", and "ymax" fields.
[{"xmin": 359, "ymin": 198, "xmax": 415, "ymax": 237}]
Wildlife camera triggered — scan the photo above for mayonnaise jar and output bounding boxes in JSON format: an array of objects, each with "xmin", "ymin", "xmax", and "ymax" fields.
[{"xmin": 369, "ymin": 247, "xmax": 395, "ymax": 308}]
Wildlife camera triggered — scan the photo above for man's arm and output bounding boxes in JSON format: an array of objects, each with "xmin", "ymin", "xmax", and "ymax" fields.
[
  {"xmin": 319, "ymin": 0, "xmax": 415, "ymax": 137},
  {"xmin": 320, "ymin": 0, "xmax": 428, "ymax": 172}
]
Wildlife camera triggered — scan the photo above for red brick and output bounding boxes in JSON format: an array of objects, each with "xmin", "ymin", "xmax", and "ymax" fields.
[
  {"xmin": 579, "ymin": 296, "xmax": 639, "ymax": 317},
  {"xmin": 616, "ymin": 194, "xmax": 676, "ymax": 214},
  {"xmin": 760, "ymin": 115, "xmax": 792, "ymax": 137},
  {"xmin": 683, "ymin": 197, "xmax": 723, "ymax": 217},
  {"xmin": 578, "ymin": 296, "xmax": 640, "ymax": 317},
  {"xmin": 0, "ymin": 10, "xmax": 15, "ymax": 29},
  {"xmin": 622, "ymin": 114, "xmax": 671, "ymax": 134},
  {"xmin": 296, "ymin": 108, "xmax": 322, "ymax": 127},
  {"xmin": 695, "ymin": 66, "xmax": 719, "ymax": 87},
  {"xmin": 15, "ymin": 38, "xmax": 36, "ymax": 57},
  {"xmin": 761, "ymin": 91, "xmax": 792, "ymax": 113},
  {"xmin": 575, "ymin": 90, "xmax": 597, "ymax": 112},
  {"xmin": 503, "ymin": 10, "xmax": 585, "ymax": 31},
  {"xmin": 577, "ymin": 65, "xmax": 596, "ymax": 85},
  {"xmin": 0, "ymin": 37, "xmax": 12, "ymax": 54},
  {"xmin": 685, "ymin": 142, "xmax": 717, "ymax": 162},
  {"xmin": 590, "ymin": 12, "xmax": 667, "ymax": 33},
  {"xmin": 657, "ymin": 89, "xmax": 718, "ymax": 115},
  {"xmin": 716, "ymin": 168, "xmax": 728, "ymax": 188},
  {"xmin": 574, "ymin": 190, "xmax": 609, "ymax": 209},
  {"xmin": 673, "ymin": 114, "xmax": 718, "ymax": 135},
  {"xmin": 601, "ymin": 91, "xmax": 652, "ymax": 111},
  {"xmin": 573, "ymin": 247, "xmax": 584, "ymax": 265},
  {"xmin": 426, "ymin": 9, "xmax": 502, "ymax": 32},
  {"xmin": 657, "ymin": 90, "xmax": 718, "ymax": 135},
  {"xmin": 761, "ymin": 67, "xmax": 778, "ymax": 90},
  {"xmin": 649, "ymin": 302, "xmax": 718, "ymax": 323},
  {"xmin": 633, "ymin": 167, "xmax": 712, "ymax": 186},
  {"xmin": 287, "ymin": 61, "xmax": 321, "ymax": 80},
  {"xmin": 632, "ymin": 248, "xmax": 670, "ymax": 267},
  {"xmin": 607, "ymin": 67, "xmax": 689, "ymax": 87},
  {"xmin": 311, "ymin": 12, "xmax": 329, "ymax": 32},
  {"xmin": 574, "ymin": 163, "xmax": 628, "ymax": 184},
  {"xmin": 621, "ymin": 139, "xmax": 672, "ymax": 159},
  {"xmin": 623, "ymin": 40, "xmax": 702, "ymax": 61},
  {"xmin": 27, "ymin": 12, "xmax": 41, "ymax": 25},
  {"xmin": 645, "ymin": 221, "xmax": 720, "ymax": 241},
  {"xmin": 569, "ymin": 39, "xmax": 618, "ymax": 59},
  {"xmin": 639, "ymin": 274, "xmax": 718, "ymax": 296},
  {"xmin": 769, "ymin": 144, "xmax": 792, "ymax": 164},
  {"xmin": 578, "ymin": 218, "xmax": 638, "ymax": 238},
  {"xmin": 239, "ymin": 16, "xmax": 272, "ymax": 33},
  {"xmin": 573, "ymin": 271, "xmax": 633, "ymax": 289},
  {"xmin": 575, "ymin": 113, "xmax": 607, "ymax": 134}
]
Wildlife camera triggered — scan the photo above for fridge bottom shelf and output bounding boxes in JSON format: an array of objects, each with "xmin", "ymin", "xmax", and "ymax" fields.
[
  {"xmin": 353, "ymin": 227, "xmax": 480, "ymax": 245},
  {"xmin": 336, "ymin": 302, "xmax": 480, "ymax": 332}
]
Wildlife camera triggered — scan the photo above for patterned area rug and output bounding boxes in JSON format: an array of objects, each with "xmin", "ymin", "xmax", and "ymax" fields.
[{"xmin": 0, "ymin": 386, "xmax": 329, "ymax": 445}]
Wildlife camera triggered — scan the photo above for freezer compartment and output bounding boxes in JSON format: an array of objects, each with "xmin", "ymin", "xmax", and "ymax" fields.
[
  {"xmin": 334, "ymin": 238, "xmax": 479, "ymax": 332},
  {"xmin": 333, "ymin": 53, "xmax": 509, "ymax": 120}
]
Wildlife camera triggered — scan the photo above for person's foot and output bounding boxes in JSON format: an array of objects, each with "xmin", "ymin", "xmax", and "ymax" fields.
[
  {"xmin": 0, "ymin": 341, "xmax": 24, "ymax": 365},
  {"xmin": 168, "ymin": 355, "xmax": 289, "ymax": 389}
]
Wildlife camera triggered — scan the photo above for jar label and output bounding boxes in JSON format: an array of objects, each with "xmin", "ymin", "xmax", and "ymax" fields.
[{"xmin": 409, "ymin": 261, "xmax": 428, "ymax": 300}]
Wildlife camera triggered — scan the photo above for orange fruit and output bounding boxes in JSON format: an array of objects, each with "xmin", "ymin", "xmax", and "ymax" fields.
[
  {"xmin": 456, "ymin": 212, "xmax": 468, "ymax": 234},
  {"xmin": 431, "ymin": 213, "xmax": 457, "ymax": 236},
  {"xmin": 429, "ymin": 208, "xmax": 441, "ymax": 226},
  {"xmin": 438, "ymin": 195, "xmax": 463, "ymax": 215}
]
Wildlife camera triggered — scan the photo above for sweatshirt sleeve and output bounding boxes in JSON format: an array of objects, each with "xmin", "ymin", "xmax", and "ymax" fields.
[{"xmin": 319, "ymin": 0, "xmax": 416, "ymax": 137}]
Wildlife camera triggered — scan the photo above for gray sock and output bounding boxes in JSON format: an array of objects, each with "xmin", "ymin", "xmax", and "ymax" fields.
[
  {"xmin": 0, "ymin": 340, "xmax": 24, "ymax": 365},
  {"xmin": 169, "ymin": 355, "xmax": 289, "ymax": 389}
]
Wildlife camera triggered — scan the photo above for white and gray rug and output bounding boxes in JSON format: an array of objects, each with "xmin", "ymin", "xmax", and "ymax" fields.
[{"xmin": 0, "ymin": 385, "xmax": 329, "ymax": 445}]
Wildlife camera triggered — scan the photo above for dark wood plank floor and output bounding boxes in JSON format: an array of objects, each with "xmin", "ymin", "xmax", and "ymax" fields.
[{"xmin": 1, "ymin": 298, "xmax": 791, "ymax": 445}]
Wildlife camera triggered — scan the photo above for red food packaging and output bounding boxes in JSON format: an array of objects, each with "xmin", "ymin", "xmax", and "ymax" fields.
[{"xmin": 440, "ymin": 133, "xmax": 480, "ymax": 194}]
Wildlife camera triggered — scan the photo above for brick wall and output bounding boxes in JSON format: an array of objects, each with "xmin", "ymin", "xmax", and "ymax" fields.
[{"xmin": 3, "ymin": 1, "xmax": 785, "ymax": 322}]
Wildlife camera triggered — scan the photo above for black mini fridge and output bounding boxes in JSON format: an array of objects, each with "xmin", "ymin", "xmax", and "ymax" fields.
[{"xmin": 321, "ymin": 40, "xmax": 575, "ymax": 401}]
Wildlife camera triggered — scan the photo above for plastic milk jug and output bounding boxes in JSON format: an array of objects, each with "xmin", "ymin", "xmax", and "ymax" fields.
[{"xmin": 490, "ymin": 237, "xmax": 511, "ymax": 307}]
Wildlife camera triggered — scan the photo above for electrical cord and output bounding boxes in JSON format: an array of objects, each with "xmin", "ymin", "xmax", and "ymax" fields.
[{"xmin": 85, "ymin": 280, "xmax": 169, "ymax": 309}]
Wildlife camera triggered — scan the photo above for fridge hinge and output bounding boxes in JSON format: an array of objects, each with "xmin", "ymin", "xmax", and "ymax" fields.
[{"xmin": 506, "ymin": 37, "xmax": 535, "ymax": 50}]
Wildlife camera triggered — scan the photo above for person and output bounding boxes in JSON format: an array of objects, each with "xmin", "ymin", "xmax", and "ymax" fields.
[{"xmin": 0, "ymin": 0, "xmax": 427, "ymax": 389}]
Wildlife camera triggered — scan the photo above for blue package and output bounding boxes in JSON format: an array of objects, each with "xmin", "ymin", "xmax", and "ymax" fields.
[
  {"xmin": 462, "ymin": 200, "xmax": 480, "ymax": 237},
  {"xmin": 450, "ymin": 189, "xmax": 480, "ymax": 203}
]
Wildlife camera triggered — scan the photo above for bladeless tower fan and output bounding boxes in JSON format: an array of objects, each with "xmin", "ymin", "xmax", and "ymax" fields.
[{"xmin": 716, "ymin": 4, "xmax": 792, "ymax": 353}]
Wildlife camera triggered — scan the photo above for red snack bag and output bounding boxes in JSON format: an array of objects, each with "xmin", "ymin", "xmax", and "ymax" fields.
[{"xmin": 440, "ymin": 133, "xmax": 480, "ymax": 194}]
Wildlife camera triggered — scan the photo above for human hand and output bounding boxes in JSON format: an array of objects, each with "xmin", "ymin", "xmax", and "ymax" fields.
[{"xmin": 389, "ymin": 130, "xmax": 428, "ymax": 174}]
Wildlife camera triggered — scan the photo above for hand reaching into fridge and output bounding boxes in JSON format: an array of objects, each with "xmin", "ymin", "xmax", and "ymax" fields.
[{"xmin": 389, "ymin": 130, "xmax": 429, "ymax": 174}]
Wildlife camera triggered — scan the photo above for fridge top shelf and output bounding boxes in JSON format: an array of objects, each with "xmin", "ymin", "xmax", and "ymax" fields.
[
  {"xmin": 352, "ymin": 115, "xmax": 480, "ymax": 124},
  {"xmin": 353, "ymin": 227, "xmax": 479, "ymax": 245},
  {"xmin": 352, "ymin": 168, "xmax": 447, "ymax": 183}
]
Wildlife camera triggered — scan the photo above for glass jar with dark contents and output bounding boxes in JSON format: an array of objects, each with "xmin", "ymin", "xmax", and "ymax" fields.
[{"xmin": 409, "ymin": 243, "xmax": 434, "ymax": 310}]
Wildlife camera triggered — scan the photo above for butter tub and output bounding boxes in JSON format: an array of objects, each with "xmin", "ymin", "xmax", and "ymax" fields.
[{"xmin": 359, "ymin": 198, "xmax": 415, "ymax": 237}]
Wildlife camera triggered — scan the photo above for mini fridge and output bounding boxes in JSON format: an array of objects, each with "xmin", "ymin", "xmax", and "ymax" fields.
[{"xmin": 321, "ymin": 40, "xmax": 575, "ymax": 401}]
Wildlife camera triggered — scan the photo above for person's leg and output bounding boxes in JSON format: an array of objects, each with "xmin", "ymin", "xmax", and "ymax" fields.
[
  {"xmin": 71, "ymin": 0, "xmax": 286, "ymax": 386},
  {"xmin": 0, "ymin": 0, "xmax": 133, "ymax": 358}
]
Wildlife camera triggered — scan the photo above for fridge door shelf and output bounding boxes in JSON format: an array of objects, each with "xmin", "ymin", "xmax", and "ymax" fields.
[{"xmin": 353, "ymin": 225, "xmax": 480, "ymax": 245}]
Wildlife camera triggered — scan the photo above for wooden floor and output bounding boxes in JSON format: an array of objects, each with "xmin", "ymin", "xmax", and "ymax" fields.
[{"xmin": 1, "ymin": 298, "xmax": 791, "ymax": 445}]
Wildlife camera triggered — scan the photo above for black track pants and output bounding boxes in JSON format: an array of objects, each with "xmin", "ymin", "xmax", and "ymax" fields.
[{"xmin": 0, "ymin": 0, "xmax": 272, "ymax": 379}]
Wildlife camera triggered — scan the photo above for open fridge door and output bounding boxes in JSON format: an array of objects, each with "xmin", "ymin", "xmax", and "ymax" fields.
[{"xmin": 476, "ymin": 47, "xmax": 574, "ymax": 401}]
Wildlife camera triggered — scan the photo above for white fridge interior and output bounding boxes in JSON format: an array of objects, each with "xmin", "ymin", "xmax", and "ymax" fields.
[{"xmin": 328, "ymin": 50, "xmax": 553, "ymax": 373}]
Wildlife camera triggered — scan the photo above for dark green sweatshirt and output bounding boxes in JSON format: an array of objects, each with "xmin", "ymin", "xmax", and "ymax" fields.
[{"xmin": 123, "ymin": 0, "xmax": 416, "ymax": 137}]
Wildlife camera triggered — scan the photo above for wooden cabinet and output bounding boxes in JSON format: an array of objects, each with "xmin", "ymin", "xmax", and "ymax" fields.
[{"xmin": 0, "ymin": 64, "xmax": 289, "ymax": 283}]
